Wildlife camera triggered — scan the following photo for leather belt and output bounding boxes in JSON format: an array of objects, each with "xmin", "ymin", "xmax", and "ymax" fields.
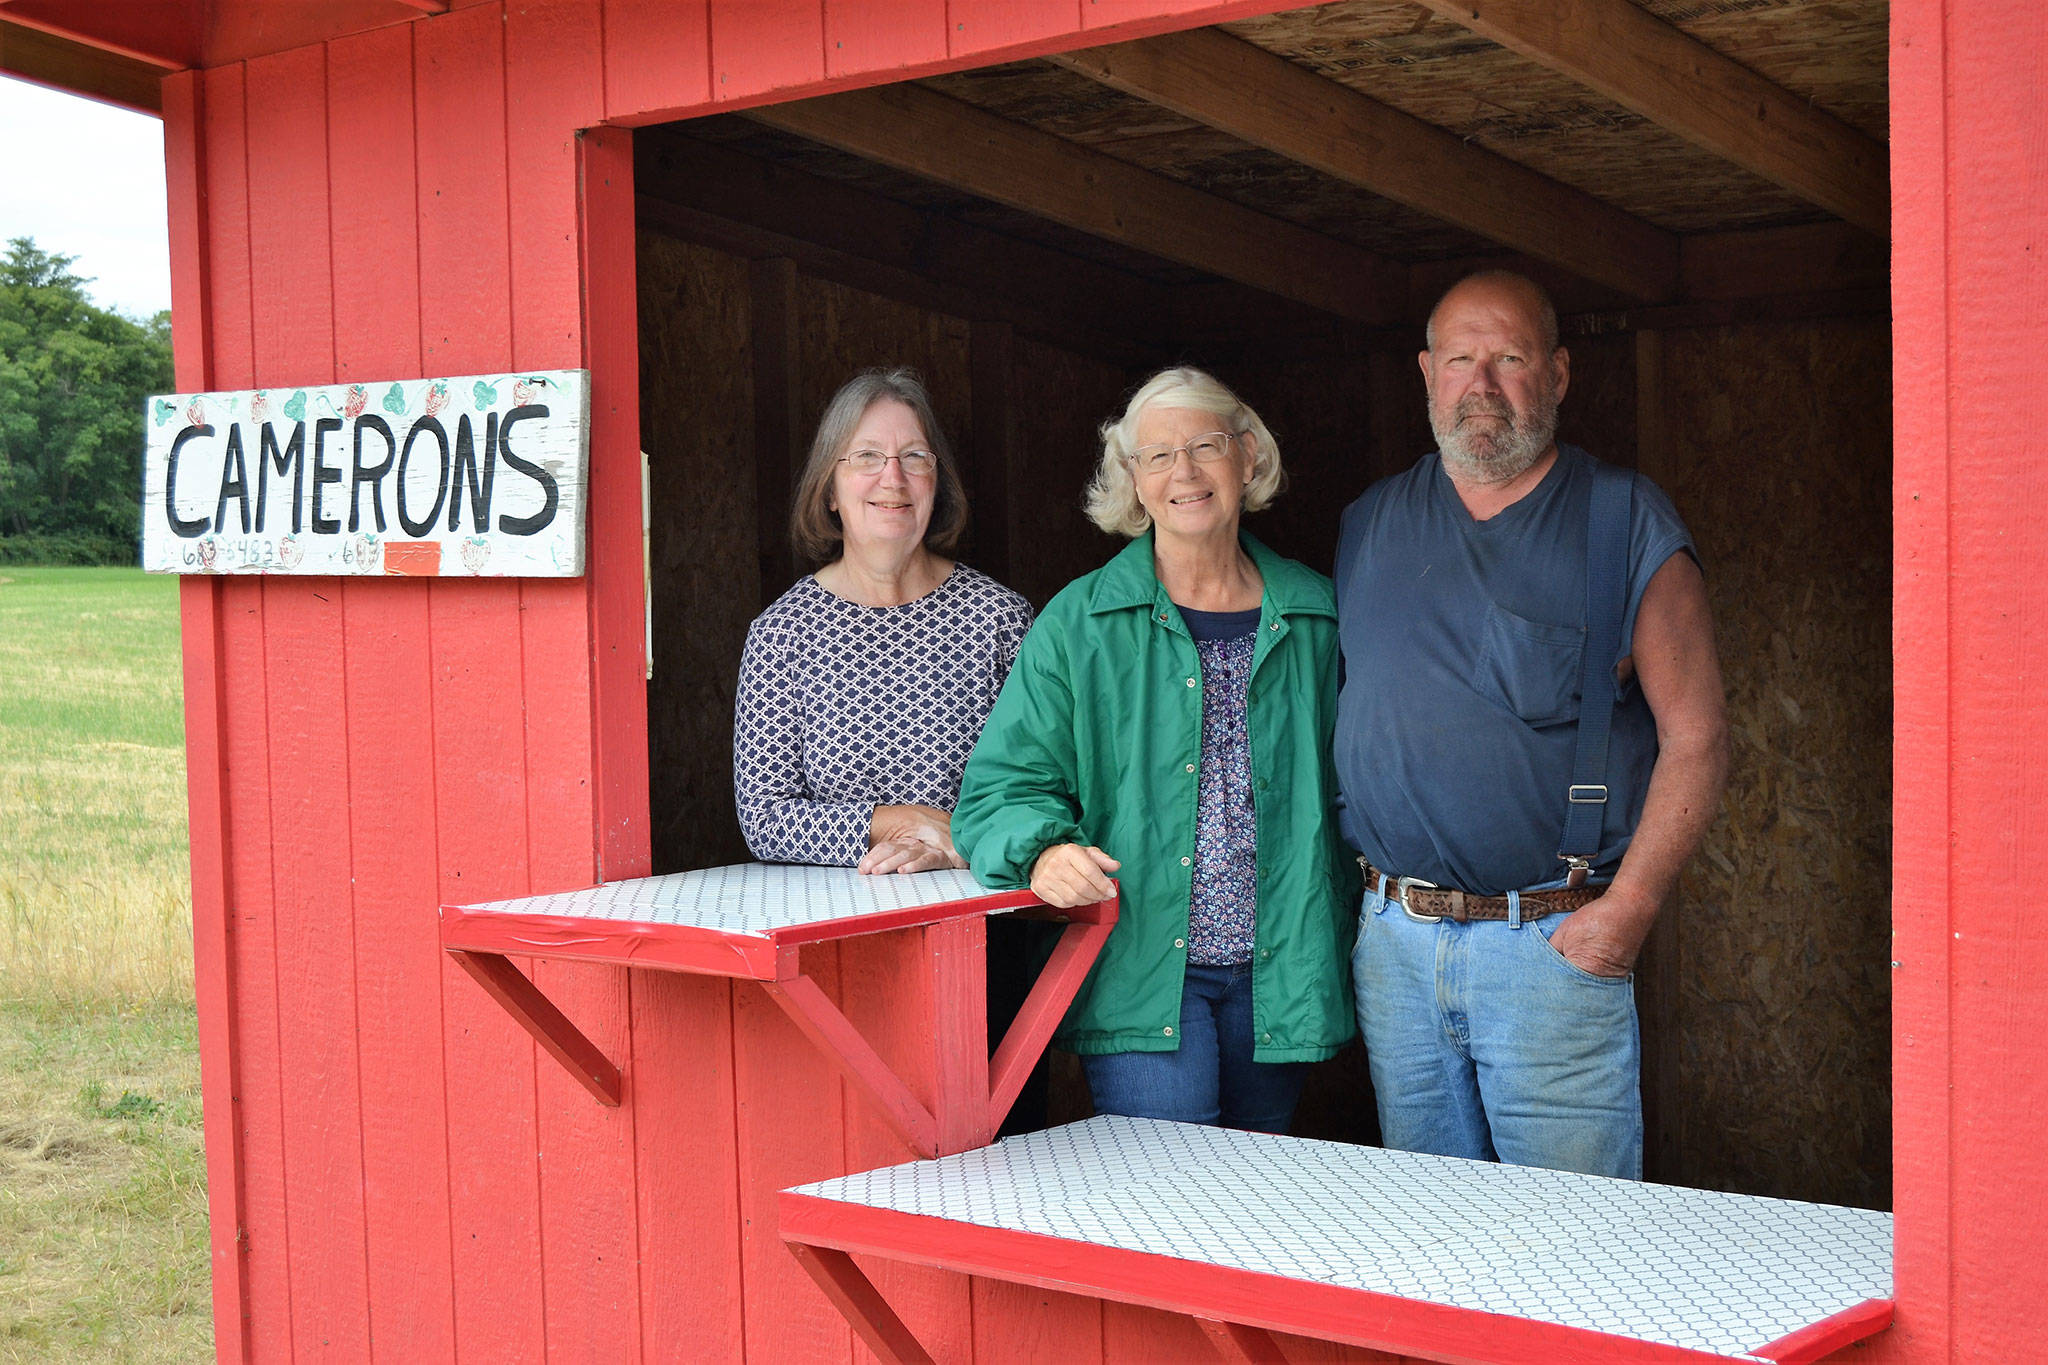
[{"xmin": 1362, "ymin": 862, "xmax": 1602, "ymax": 924}]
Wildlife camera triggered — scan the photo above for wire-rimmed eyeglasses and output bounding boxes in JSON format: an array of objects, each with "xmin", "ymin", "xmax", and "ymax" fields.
[
  {"xmin": 838, "ymin": 448, "xmax": 938, "ymax": 476},
  {"xmin": 1127, "ymin": 431, "xmax": 1240, "ymax": 475}
]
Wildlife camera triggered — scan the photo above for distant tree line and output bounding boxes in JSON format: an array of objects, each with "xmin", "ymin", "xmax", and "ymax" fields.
[{"xmin": 0, "ymin": 237, "xmax": 173, "ymax": 564}]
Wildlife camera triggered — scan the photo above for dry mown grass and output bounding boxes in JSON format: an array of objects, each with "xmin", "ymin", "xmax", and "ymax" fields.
[{"xmin": 0, "ymin": 567, "xmax": 209, "ymax": 1362}]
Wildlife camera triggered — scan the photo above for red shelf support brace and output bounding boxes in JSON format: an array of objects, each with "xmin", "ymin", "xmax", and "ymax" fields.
[{"xmin": 440, "ymin": 868, "xmax": 1115, "ymax": 1156}]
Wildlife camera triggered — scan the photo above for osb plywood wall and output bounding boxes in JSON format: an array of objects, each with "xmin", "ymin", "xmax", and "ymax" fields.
[
  {"xmin": 640, "ymin": 231, "xmax": 758, "ymax": 877},
  {"xmin": 1652, "ymin": 318, "xmax": 1892, "ymax": 1209},
  {"xmin": 641, "ymin": 225, "xmax": 1890, "ymax": 1205}
]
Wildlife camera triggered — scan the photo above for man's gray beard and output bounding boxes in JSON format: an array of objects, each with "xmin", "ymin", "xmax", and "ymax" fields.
[{"xmin": 1432, "ymin": 388, "xmax": 1560, "ymax": 486}]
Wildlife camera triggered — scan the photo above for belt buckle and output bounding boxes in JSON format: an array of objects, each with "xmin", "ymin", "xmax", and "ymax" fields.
[{"xmin": 1396, "ymin": 875, "xmax": 1442, "ymax": 924}]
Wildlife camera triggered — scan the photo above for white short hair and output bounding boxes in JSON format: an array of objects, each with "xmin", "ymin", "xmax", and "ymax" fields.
[{"xmin": 1083, "ymin": 366, "xmax": 1285, "ymax": 538}]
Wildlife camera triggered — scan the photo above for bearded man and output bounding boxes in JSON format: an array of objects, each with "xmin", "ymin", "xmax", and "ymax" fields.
[{"xmin": 1332, "ymin": 270, "xmax": 1728, "ymax": 1178}]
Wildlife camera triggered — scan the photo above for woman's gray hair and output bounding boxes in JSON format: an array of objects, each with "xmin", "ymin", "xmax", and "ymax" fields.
[
  {"xmin": 1084, "ymin": 366, "xmax": 1285, "ymax": 538},
  {"xmin": 789, "ymin": 367, "xmax": 969, "ymax": 565}
]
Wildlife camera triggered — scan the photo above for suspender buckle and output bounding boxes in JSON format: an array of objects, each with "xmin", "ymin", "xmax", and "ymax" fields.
[
  {"xmin": 1567, "ymin": 784, "xmax": 1609, "ymax": 804},
  {"xmin": 1559, "ymin": 855, "xmax": 1592, "ymax": 890}
]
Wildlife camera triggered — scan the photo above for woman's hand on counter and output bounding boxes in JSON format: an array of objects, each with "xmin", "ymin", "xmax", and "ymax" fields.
[
  {"xmin": 1029, "ymin": 843, "xmax": 1121, "ymax": 908},
  {"xmin": 858, "ymin": 804, "xmax": 966, "ymax": 874}
]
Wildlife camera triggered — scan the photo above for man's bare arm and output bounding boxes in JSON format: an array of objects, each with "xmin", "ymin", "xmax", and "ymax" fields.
[{"xmin": 1547, "ymin": 552, "xmax": 1730, "ymax": 977}]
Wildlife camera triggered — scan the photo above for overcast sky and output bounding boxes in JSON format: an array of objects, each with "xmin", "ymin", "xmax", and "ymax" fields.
[{"xmin": 1, "ymin": 76, "xmax": 171, "ymax": 319}]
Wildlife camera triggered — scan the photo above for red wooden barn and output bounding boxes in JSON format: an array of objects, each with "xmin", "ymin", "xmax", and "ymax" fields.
[{"xmin": 1, "ymin": 0, "xmax": 2036, "ymax": 1360}]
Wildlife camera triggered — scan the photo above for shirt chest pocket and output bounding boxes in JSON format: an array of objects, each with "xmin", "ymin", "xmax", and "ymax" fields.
[{"xmin": 1474, "ymin": 603, "xmax": 1584, "ymax": 728}]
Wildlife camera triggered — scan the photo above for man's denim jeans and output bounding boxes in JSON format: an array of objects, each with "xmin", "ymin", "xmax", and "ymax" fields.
[
  {"xmin": 1082, "ymin": 962, "xmax": 1309, "ymax": 1134},
  {"xmin": 1351, "ymin": 885, "xmax": 1643, "ymax": 1178}
]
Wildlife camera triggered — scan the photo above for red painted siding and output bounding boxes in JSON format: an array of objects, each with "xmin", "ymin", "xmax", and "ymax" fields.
[
  {"xmin": 1888, "ymin": 2, "xmax": 2048, "ymax": 1362},
  {"xmin": 325, "ymin": 22, "xmax": 463, "ymax": 1361},
  {"xmin": 159, "ymin": 0, "xmax": 2045, "ymax": 1360}
]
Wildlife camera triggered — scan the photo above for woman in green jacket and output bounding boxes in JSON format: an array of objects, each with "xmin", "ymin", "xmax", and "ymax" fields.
[{"xmin": 954, "ymin": 366, "xmax": 1357, "ymax": 1133}]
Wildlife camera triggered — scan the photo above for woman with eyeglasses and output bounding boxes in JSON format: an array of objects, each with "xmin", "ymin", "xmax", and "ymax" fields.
[
  {"xmin": 954, "ymin": 366, "xmax": 1357, "ymax": 1133},
  {"xmin": 734, "ymin": 367, "xmax": 1033, "ymax": 874}
]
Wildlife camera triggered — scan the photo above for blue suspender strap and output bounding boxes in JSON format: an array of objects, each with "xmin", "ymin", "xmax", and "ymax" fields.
[{"xmin": 1557, "ymin": 460, "xmax": 1636, "ymax": 886}]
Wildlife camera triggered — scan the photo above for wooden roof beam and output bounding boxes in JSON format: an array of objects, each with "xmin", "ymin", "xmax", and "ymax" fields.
[
  {"xmin": 635, "ymin": 132, "xmax": 1177, "ymax": 366},
  {"xmin": 1051, "ymin": 28, "xmax": 1679, "ymax": 302},
  {"xmin": 747, "ymin": 83, "xmax": 1405, "ymax": 325},
  {"xmin": 1412, "ymin": 0, "xmax": 1888, "ymax": 239},
  {"xmin": 0, "ymin": 16, "xmax": 166, "ymax": 114}
]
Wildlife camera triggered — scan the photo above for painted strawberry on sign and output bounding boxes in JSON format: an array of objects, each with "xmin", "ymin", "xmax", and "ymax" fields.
[
  {"xmin": 460, "ymin": 536, "xmax": 491, "ymax": 573},
  {"xmin": 196, "ymin": 539, "xmax": 218, "ymax": 571},
  {"xmin": 250, "ymin": 390, "xmax": 270, "ymax": 422},
  {"xmin": 424, "ymin": 382, "xmax": 449, "ymax": 417},
  {"xmin": 186, "ymin": 397, "xmax": 206, "ymax": 426},
  {"xmin": 513, "ymin": 375, "xmax": 549, "ymax": 406},
  {"xmin": 277, "ymin": 535, "xmax": 303, "ymax": 569},
  {"xmin": 344, "ymin": 384, "xmax": 368, "ymax": 420}
]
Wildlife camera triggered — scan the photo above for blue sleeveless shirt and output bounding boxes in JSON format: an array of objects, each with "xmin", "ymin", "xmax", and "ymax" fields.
[{"xmin": 1331, "ymin": 445, "xmax": 1695, "ymax": 895}]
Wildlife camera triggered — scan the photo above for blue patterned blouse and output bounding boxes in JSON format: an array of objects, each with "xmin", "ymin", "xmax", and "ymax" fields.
[
  {"xmin": 1180, "ymin": 605, "xmax": 1262, "ymax": 965},
  {"xmin": 734, "ymin": 565, "xmax": 1035, "ymax": 866}
]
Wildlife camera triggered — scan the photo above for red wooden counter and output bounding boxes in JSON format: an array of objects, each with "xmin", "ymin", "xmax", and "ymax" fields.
[{"xmin": 441, "ymin": 863, "xmax": 1113, "ymax": 1357}]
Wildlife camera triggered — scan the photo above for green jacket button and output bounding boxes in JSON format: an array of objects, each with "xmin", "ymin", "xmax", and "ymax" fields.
[{"xmin": 1180, "ymin": 856, "xmax": 1191, "ymax": 866}]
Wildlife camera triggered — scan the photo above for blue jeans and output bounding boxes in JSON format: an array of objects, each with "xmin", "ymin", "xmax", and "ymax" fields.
[
  {"xmin": 1081, "ymin": 963, "xmax": 1309, "ymax": 1133},
  {"xmin": 1351, "ymin": 885, "xmax": 1642, "ymax": 1178}
]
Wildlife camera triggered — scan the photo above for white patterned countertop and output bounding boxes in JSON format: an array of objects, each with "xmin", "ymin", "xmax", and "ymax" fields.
[{"xmin": 790, "ymin": 1114, "xmax": 1891, "ymax": 1361}]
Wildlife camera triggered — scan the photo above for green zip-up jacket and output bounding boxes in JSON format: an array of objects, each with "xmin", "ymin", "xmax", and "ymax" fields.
[{"xmin": 955, "ymin": 531, "xmax": 1360, "ymax": 1062}]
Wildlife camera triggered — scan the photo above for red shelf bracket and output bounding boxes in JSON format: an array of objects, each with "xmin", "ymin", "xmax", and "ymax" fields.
[
  {"xmin": 447, "ymin": 950, "xmax": 622, "ymax": 1105},
  {"xmin": 761, "ymin": 971, "xmax": 942, "ymax": 1157},
  {"xmin": 785, "ymin": 1241, "xmax": 935, "ymax": 1365}
]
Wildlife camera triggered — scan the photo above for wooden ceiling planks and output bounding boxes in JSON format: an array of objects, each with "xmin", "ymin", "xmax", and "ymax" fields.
[
  {"xmin": 922, "ymin": 60, "xmax": 1504, "ymax": 261},
  {"xmin": 1409, "ymin": 0, "xmax": 1888, "ymax": 236},
  {"xmin": 664, "ymin": 0, "xmax": 1887, "ymax": 307},
  {"xmin": 748, "ymin": 82, "xmax": 1409, "ymax": 323},
  {"xmin": 1221, "ymin": 2, "xmax": 1846, "ymax": 235},
  {"xmin": 1050, "ymin": 28, "xmax": 1682, "ymax": 299}
]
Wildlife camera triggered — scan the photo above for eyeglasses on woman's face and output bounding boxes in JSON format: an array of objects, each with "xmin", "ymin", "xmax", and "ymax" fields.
[
  {"xmin": 838, "ymin": 448, "xmax": 938, "ymax": 477},
  {"xmin": 1128, "ymin": 431, "xmax": 1239, "ymax": 476}
]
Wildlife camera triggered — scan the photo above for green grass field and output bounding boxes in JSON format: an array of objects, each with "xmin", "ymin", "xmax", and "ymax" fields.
[{"xmin": 0, "ymin": 566, "xmax": 210, "ymax": 1362}]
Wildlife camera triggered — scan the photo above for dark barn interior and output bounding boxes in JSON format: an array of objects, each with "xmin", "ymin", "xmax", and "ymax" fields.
[{"xmin": 636, "ymin": 0, "xmax": 1891, "ymax": 1209}]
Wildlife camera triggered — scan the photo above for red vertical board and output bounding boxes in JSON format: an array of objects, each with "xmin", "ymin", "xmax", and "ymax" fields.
[
  {"xmin": 1917, "ymin": 2, "xmax": 2048, "ymax": 1360},
  {"xmin": 840, "ymin": 925, "xmax": 974, "ymax": 1365},
  {"xmin": 198, "ymin": 60, "xmax": 297, "ymax": 1363},
  {"xmin": 506, "ymin": 4, "xmax": 645, "ymax": 1358},
  {"xmin": 709, "ymin": 0, "xmax": 825, "ymax": 100},
  {"xmin": 946, "ymin": 0, "xmax": 1083, "ymax": 56},
  {"xmin": 164, "ymin": 66, "xmax": 253, "ymax": 1365},
  {"xmin": 601, "ymin": 0, "xmax": 711, "ymax": 123},
  {"xmin": 414, "ymin": 6, "xmax": 550, "ymax": 1359},
  {"xmin": 631, "ymin": 972, "xmax": 745, "ymax": 1359},
  {"xmin": 824, "ymin": 0, "xmax": 947, "ymax": 78},
  {"xmin": 325, "ymin": 22, "xmax": 462, "ymax": 1362},
  {"xmin": 1885, "ymin": 2, "xmax": 1949, "ymax": 1360},
  {"xmin": 735, "ymin": 945, "xmax": 855, "ymax": 1363},
  {"xmin": 971, "ymin": 1280, "xmax": 1104, "ymax": 1365},
  {"xmin": 244, "ymin": 42, "xmax": 377, "ymax": 1363},
  {"xmin": 1103, "ymin": 1301, "xmax": 1218, "ymax": 1363}
]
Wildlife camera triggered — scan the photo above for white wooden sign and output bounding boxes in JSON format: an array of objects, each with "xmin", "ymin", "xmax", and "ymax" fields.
[{"xmin": 141, "ymin": 369, "xmax": 589, "ymax": 577}]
